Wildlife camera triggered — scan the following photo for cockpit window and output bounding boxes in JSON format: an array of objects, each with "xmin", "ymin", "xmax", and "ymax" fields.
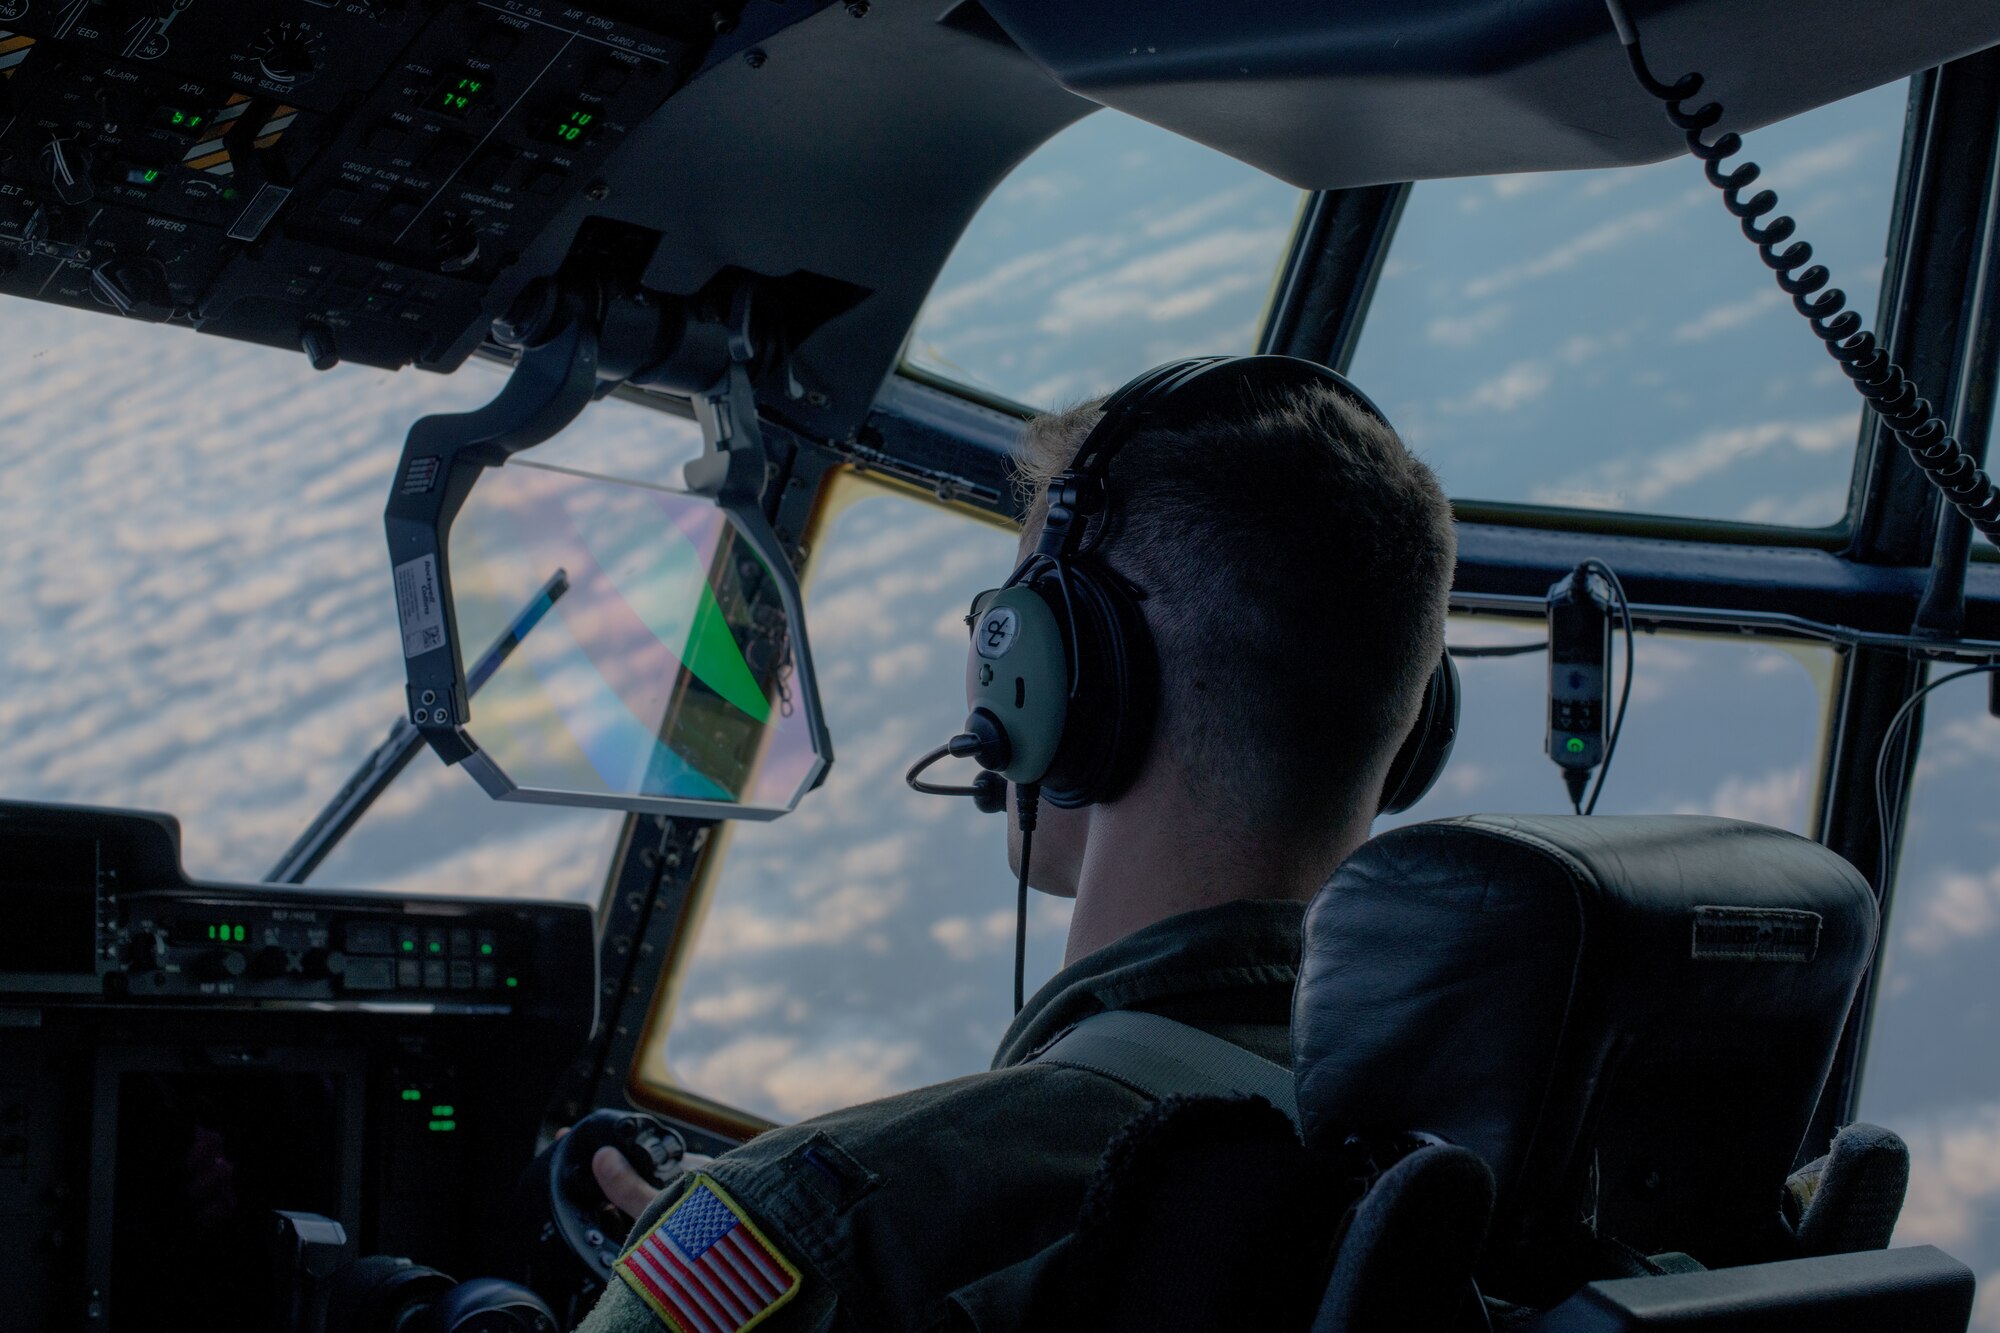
[
  {"xmin": 633, "ymin": 472, "xmax": 1068, "ymax": 1133},
  {"xmin": 1861, "ymin": 677, "xmax": 2000, "ymax": 1313},
  {"xmin": 0, "ymin": 300, "xmax": 696, "ymax": 904},
  {"xmin": 1348, "ymin": 80, "xmax": 1909, "ymax": 530},
  {"xmin": 902, "ymin": 110, "xmax": 1307, "ymax": 411}
]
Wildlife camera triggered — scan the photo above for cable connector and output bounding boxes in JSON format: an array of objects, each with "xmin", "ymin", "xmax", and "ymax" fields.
[{"xmin": 1564, "ymin": 767, "xmax": 1591, "ymax": 817}]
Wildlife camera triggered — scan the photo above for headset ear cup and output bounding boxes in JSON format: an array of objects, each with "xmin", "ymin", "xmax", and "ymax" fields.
[
  {"xmin": 1042, "ymin": 561, "xmax": 1157, "ymax": 809},
  {"xmin": 1377, "ymin": 654, "xmax": 1460, "ymax": 816}
]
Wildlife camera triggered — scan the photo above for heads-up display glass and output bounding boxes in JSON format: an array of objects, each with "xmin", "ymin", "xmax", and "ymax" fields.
[{"xmin": 445, "ymin": 460, "xmax": 824, "ymax": 820}]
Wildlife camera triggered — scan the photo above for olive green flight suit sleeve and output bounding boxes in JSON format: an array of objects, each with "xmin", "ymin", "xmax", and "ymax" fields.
[{"xmin": 574, "ymin": 899, "xmax": 1306, "ymax": 1333}]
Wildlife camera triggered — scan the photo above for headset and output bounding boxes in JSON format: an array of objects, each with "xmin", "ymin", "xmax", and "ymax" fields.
[
  {"xmin": 909, "ymin": 355, "xmax": 1459, "ymax": 1009},
  {"xmin": 940, "ymin": 354, "xmax": 1457, "ymax": 812}
]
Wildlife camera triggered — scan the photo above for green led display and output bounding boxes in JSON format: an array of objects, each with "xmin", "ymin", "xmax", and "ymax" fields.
[
  {"xmin": 203, "ymin": 923, "xmax": 248, "ymax": 943},
  {"xmin": 431, "ymin": 1104, "xmax": 455, "ymax": 1117},
  {"xmin": 434, "ymin": 74, "xmax": 491, "ymax": 118},
  {"xmin": 554, "ymin": 109, "xmax": 594, "ymax": 143},
  {"xmin": 428, "ymin": 1119, "xmax": 457, "ymax": 1132},
  {"xmin": 400, "ymin": 1088, "xmax": 421, "ymax": 1101},
  {"xmin": 151, "ymin": 105, "xmax": 209, "ymax": 133}
]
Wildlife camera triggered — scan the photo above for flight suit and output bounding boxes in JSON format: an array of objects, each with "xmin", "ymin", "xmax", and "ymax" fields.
[{"xmin": 576, "ymin": 898, "xmax": 1304, "ymax": 1333}]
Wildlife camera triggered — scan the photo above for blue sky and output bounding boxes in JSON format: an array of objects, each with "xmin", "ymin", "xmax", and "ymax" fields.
[{"xmin": 5, "ymin": 76, "xmax": 1999, "ymax": 1323}]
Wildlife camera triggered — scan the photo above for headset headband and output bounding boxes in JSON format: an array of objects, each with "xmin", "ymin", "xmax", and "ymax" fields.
[{"xmin": 1063, "ymin": 354, "xmax": 1396, "ymax": 483}]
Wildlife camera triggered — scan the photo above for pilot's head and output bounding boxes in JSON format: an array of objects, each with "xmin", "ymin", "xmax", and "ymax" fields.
[{"xmin": 992, "ymin": 378, "xmax": 1456, "ymax": 897}]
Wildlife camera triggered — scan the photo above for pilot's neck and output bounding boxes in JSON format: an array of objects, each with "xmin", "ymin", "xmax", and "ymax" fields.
[{"xmin": 1058, "ymin": 766, "xmax": 1372, "ymax": 968}]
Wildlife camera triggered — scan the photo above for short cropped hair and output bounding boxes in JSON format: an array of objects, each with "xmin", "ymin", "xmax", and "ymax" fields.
[{"xmin": 1016, "ymin": 381, "xmax": 1456, "ymax": 839}]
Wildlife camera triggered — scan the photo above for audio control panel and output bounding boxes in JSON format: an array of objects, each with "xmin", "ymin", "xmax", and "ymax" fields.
[
  {"xmin": 0, "ymin": 0, "xmax": 713, "ymax": 370},
  {"xmin": 0, "ymin": 800, "xmax": 594, "ymax": 1020},
  {"xmin": 113, "ymin": 894, "xmax": 538, "ymax": 1004}
]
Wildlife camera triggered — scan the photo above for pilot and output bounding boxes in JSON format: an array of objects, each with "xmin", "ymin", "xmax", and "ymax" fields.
[{"xmin": 576, "ymin": 369, "xmax": 1457, "ymax": 1333}]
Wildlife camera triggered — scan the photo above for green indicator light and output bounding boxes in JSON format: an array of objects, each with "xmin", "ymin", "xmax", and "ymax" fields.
[
  {"xmin": 427, "ymin": 1118, "xmax": 456, "ymax": 1132},
  {"xmin": 431, "ymin": 1104, "xmax": 455, "ymax": 1117},
  {"xmin": 206, "ymin": 924, "xmax": 217, "ymax": 941},
  {"xmin": 479, "ymin": 943, "xmax": 492, "ymax": 956},
  {"xmin": 234, "ymin": 924, "xmax": 246, "ymax": 943},
  {"xmin": 402, "ymin": 940, "xmax": 415, "ymax": 952},
  {"xmin": 1565, "ymin": 737, "xmax": 1586, "ymax": 755},
  {"xmin": 428, "ymin": 940, "xmax": 442, "ymax": 954},
  {"xmin": 142, "ymin": 168, "xmax": 159, "ymax": 183},
  {"xmin": 504, "ymin": 976, "xmax": 518, "ymax": 988},
  {"xmin": 401, "ymin": 1088, "xmax": 421, "ymax": 1101}
]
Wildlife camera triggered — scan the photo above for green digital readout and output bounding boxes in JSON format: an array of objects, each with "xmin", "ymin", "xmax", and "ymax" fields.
[
  {"xmin": 151, "ymin": 105, "xmax": 209, "ymax": 134},
  {"xmin": 549, "ymin": 108, "xmax": 595, "ymax": 144},
  {"xmin": 434, "ymin": 72, "xmax": 491, "ymax": 118},
  {"xmin": 171, "ymin": 919, "xmax": 250, "ymax": 945}
]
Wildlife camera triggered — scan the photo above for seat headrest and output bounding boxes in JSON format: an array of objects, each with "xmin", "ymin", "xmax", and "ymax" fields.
[{"xmin": 1292, "ymin": 815, "xmax": 1877, "ymax": 1298}]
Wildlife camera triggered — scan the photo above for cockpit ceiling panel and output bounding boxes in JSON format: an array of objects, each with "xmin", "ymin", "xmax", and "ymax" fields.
[{"xmin": 975, "ymin": 0, "xmax": 2000, "ymax": 189}]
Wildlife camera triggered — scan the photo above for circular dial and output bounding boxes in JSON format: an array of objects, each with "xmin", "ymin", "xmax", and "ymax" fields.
[{"xmin": 246, "ymin": 21, "xmax": 325, "ymax": 85}]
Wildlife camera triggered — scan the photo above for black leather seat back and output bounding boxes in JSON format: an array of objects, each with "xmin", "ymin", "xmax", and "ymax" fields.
[{"xmin": 1293, "ymin": 816, "xmax": 1877, "ymax": 1302}]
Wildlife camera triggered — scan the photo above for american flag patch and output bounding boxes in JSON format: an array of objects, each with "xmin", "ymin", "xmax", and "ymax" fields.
[{"xmin": 615, "ymin": 1176, "xmax": 802, "ymax": 1333}]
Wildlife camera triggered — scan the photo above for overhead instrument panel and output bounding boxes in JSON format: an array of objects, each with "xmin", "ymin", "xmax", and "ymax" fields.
[{"xmin": 0, "ymin": 0, "xmax": 714, "ymax": 371}]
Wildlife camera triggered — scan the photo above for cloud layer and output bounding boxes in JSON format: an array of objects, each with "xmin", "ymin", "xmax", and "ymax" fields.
[{"xmin": 1350, "ymin": 82, "xmax": 1905, "ymax": 528}]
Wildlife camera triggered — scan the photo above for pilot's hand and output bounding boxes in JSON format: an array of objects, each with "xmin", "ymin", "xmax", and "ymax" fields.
[{"xmin": 593, "ymin": 1145, "xmax": 714, "ymax": 1221}]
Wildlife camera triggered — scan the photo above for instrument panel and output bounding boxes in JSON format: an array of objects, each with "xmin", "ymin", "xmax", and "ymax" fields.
[
  {"xmin": 0, "ymin": 0, "xmax": 709, "ymax": 371},
  {"xmin": 0, "ymin": 799, "xmax": 587, "ymax": 1012},
  {"xmin": 0, "ymin": 800, "xmax": 599, "ymax": 1331}
]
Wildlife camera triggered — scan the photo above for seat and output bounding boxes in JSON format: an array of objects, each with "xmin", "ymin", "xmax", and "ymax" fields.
[{"xmin": 1293, "ymin": 814, "xmax": 1970, "ymax": 1328}]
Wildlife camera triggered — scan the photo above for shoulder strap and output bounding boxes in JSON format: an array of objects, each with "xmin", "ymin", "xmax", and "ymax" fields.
[{"xmin": 1028, "ymin": 1008, "xmax": 1300, "ymax": 1129}]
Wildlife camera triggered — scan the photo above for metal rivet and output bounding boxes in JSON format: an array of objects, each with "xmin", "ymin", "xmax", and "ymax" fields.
[
  {"xmin": 743, "ymin": 48, "xmax": 766, "ymax": 68},
  {"xmin": 421, "ymin": 690, "xmax": 436, "ymax": 705}
]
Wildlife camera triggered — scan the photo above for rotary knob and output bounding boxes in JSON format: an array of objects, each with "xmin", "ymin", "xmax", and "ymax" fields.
[
  {"xmin": 259, "ymin": 39, "xmax": 314, "ymax": 83},
  {"xmin": 197, "ymin": 949, "xmax": 248, "ymax": 982},
  {"xmin": 246, "ymin": 23, "xmax": 324, "ymax": 86}
]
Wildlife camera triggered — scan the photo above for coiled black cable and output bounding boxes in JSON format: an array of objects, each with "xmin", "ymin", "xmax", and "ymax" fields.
[
  {"xmin": 1603, "ymin": 0, "xmax": 2000, "ymax": 544},
  {"xmin": 1872, "ymin": 663, "xmax": 2000, "ymax": 891}
]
